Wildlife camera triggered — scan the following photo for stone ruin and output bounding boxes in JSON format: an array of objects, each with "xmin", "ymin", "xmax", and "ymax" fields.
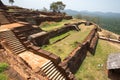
[
  {"xmin": 7, "ymin": 6, "xmax": 72, "ymax": 25},
  {"xmin": 0, "ymin": 1, "xmax": 99, "ymax": 80},
  {"xmin": 59, "ymin": 27, "xmax": 99, "ymax": 73}
]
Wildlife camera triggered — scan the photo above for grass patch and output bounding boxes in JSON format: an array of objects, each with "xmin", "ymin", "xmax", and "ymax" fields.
[
  {"xmin": 0, "ymin": 63, "xmax": 8, "ymax": 80},
  {"xmin": 40, "ymin": 19, "xmax": 77, "ymax": 31},
  {"xmin": 0, "ymin": 74, "xmax": 8, "ymax": 80},
  {"xmin": 0, "ymin": 63, "xmax": 8, "ymax": 73},
  {"xmin": 50, "ymin": 33, "xmax": 70, "ymax": 44},
  {"xmin": 75, "ymin": 40, "xmax": 120, "ymax": 80},
  {"xmin": 42, "ymin": 24, "xmax": 95, "ymax": 60}
]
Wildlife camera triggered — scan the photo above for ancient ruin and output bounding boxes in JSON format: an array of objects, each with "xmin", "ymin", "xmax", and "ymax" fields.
[{"xmin": 0, "ymin": 0, "xmax": 120, "ymax": 80}]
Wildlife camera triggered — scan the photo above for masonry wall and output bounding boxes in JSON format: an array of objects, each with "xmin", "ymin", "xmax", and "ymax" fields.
[
  {"xmin": 28, "ymin": 23, "xmax": 80, "ymax": 46},
  {"xmin": 99, "ymin": 36, "xmax": 120, "ymax": 44},
  {"xmin": 48, "ymin": 24, "xmax": 79, "ymax": 38},
  {"xmin": 59, "ymin": 27, "xmax": 99, "ymax": 74}
]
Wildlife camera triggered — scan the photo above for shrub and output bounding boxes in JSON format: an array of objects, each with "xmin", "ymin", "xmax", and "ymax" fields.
[{"xmin": 0, "ymin": 63, "xmax": 8, "ymax": 73}]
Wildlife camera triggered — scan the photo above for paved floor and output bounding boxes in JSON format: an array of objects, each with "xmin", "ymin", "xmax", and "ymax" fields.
[
  {"xmin": 18, "ymin": 51, "xmax": 49, "ymax": 70},
  {"xmin": 0, "ymin": 22, "xmax": 28, "ymax": 31}
]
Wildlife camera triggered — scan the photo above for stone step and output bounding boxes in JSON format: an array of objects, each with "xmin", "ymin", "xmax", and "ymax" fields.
[
  {"xmin": 47, "ymin": 68, "xmax": 57, "ymax": 79},
  {"xmin": 41, "ymin": 60, "xmax": 51, "ymax": 68},
  {"xmin": 11, "ymin": 45, "xmax": 25, "ymax": 51},
  {"xmin": 56, "ymin": 74, "xmax": 63, "ymax": 80},
  {"xmin": 52, "ymin": 71, "xmax": 61, "ymax": 80},
  {"xmin": 1, "ymin": 33, "xmax": 15, "ymax": 37},
  {"xmin": 0, "ymin": 30, "xmax": 26, "ymax": 54},
  {"xmin": 9, "ymin": 43, "xmax": 24, "ymax": 48},
  {"xmin": 43, "ymin": 63, "xmax": 54, "ymax": 73},
  {"xmin": 0, "ymin": 35, "xmax": 17, "ymax": 40},
  {"xmin": 59, "ymin": 76, "xmax": 65, "ymax": 80},
  {"xmin": 7, "ymin": 39, "xmax": 23, "ymax": 45},
  {"xmin": 45, "ymin": 66, "xmax": 56, "ymax": 75},
  {"xmin": 49, "ymin": 69, "xmax": 59, "ymax": 80},
  {"xmin": 8, "ymin": 42, "xmax": 23, "ymax": 47},
  {"xmin": 40, "ymin": 61, "xmax": 66, "ymax": 80},
  {"xmin": 41, "ymin": 61, "xmax": 53, "ymax": 71},
  {"xmin": 7, "ymin": 41, "xmax": 23, "ymax": 47},
  {"xmin": 12, "ymin": 49, "xmax": 26, "ymax": 54},
  {"xmin": 0, "ymin": 31, "xmax": 13, "ymax": 35},
  {"xmin": 10, "ymin": 44, "xmax": 25, "ymax": 50}
]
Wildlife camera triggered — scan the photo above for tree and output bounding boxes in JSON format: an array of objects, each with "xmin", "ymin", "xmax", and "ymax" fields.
[
  {"xmin": 9, "ymin": 0, "xmax": 14, "ymax": 5},
  {"xmin": 50, "ymin": 1, "xmax": 66, "ymax": 13}
]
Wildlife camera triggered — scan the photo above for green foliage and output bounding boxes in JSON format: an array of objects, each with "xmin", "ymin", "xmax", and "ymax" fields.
[
  {"xmin": 82, "ymin": 15, "xmax": 120, "ymax": 35},
  {"xmin": 0, "ymin": 63, "xmax": 8, "ymax": 80},
  {"xmin": 99, "ymin": 17, "xmax": 120, "ymax": 35},
  {"xmin": 0, "ymin": 74, "xmax": 8, "ymax": 80},
  {"xmin": 0, "ymin": 63, "xmax": 8, "ymax": 73},
  {"xmin": 9, "ymin": 0, "xmax": 14, "ymax": 5},
  {"xmin": 50, "ymin": 1, "xmax": 66, "ymax": 12}
]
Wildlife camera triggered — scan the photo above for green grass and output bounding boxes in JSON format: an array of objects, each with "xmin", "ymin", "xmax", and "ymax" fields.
[
  {"xmin": 0, "ymin": 74, "xmax": 8, "ymax": 80},
  {"xmin": 40, "ymin": 19, "xmax": 77, "ymax": 31},
  {"xmin": 75, "ymin": 40, "xmax": 120, "ymax": 80},
  {"xmin": 50, "ymin": 33, "xmax": 70, "ymax": 44},
  {"xmin": 0, "ymin": 63, "xmax": 8, "ymax": 73},
  {"xmin": 0, "ymin": 63, "xmax": 8, "ymax": 80},
  {"xmin": 42, "ymin": 24, "xmax": 95, "ymax": 60}
]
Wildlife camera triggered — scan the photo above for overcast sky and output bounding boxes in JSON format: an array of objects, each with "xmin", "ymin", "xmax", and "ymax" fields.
[{"xmin": 2, "ymin": 0, "xmax": 120, "ymax": 13}]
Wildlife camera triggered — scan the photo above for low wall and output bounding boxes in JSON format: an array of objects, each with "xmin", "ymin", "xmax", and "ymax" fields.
[
  {"xmin": 39, "ymin": 11, "xmax": 64, "ymax": 16},
  {"xmin": 29, "ymin": 23, "xmax": 80, "ymax": 46},
  {"xmin": 63, "ymin": 16, "xmax": 73, "ymax": 20},
  {"xmin": 9, "ymin": 11, "xmax": 72, "ymax": 25},
  {"xmin": 35, "ymin": 16, "xmax": 63, "ymax": 25},
  {"xmin": 59, "ymin": 27, "xmax": 99, "ymax": 74},
  {"xmin": 48, "ymin": 24, "xmax": 80, "ymax": 38},
  {"xmin": 12, "ymin": 29, "xmax": 61, "ymax": 65},
  {"xmin": 99, "ymin": 36, "xmax": 120, "ymax": 44},
  {"xmin": 89, "ymin": 33, "xmax": 99, "ymax": 54},
  {"xmin": 28, "ymin": 45, "xmax": 61, "ymax": 65}
]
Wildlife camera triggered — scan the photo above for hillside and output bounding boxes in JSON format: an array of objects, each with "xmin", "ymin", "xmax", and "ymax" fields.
[{"xmin": 64, "ymin": 9, "xmax": 120, "ymax": 34}]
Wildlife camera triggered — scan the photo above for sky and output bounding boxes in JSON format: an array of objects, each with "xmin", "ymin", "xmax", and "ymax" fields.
[{"xmin": 2, "ymin": 0, "xmax": 120, "ymax": 13}]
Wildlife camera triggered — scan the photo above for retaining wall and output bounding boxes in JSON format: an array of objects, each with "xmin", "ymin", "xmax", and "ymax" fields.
[
  {"xmin": 99, "ymin": 36, "xmax": 120, "ymax": 44},
  {"xmin": 28, "ymin": 23, "xmax": 80, "ymax": 46},
  {"xmin": 9, "ymin": 11, "xmax": 72, "ymax": 25},
  {"xmin": 59, "ymin": 27, "xmax": 99, "ymax": 74}
]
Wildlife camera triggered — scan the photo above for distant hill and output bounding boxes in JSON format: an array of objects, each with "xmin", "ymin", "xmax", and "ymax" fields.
[
  {"xmin": 64, "ymin": 9, "xmax": 120, "ymax": 18},
  {"xmin": 64, "ymin": 9, "xmax": 120, "ymax": 35}
]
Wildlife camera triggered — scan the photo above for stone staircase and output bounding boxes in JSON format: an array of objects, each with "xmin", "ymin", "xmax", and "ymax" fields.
[
  {"xmin": 40, "ymin": 60, "xmax": 66, "ymax": 80},
  {"xmin": 0, "ymin": 30, "xmax": 68, "ymax": 80},
  {"xmin": 0, "ymin": 30, "xmax": 26, "ymax": 54},
  {"xmin": 0, "ymin": 12, "xmax": 10, "ymax": 24}
]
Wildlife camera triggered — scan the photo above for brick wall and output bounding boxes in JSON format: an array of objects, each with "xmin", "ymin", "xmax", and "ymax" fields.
[{"xmin": 59, "ymin": 27, "xmax": 99, "ymax": 74}]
